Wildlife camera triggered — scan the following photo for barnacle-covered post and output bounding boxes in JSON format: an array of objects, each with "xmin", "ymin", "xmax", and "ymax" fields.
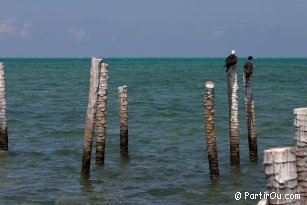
[
  {"xmin": 294, "ymin": 107, "xmax": 307, "ymax": 204},
  {"xmin": 244, "ymin": 75, "xmax": 257, "ymax": 162},
  {"xmin": 0, "ymin": 62, "xmax": 8, "ymax": 151},
  {"xmin": 119, "ymin": 85, "xmax": 128, "ymax": 155},
  {"xmin": 227, "ymin": 65, "xmax": 239, "ymax": 167},
  {"xmin": 264, "ymin": 147, "xmax": 299, "ymax": 205},
  {"xmin": 81, "ymin": 57, "xmax": 101, "ymax": 177},
  {"xmin": 95, "ymin": 63, "xmax": 109, "ymax": 165},
  {"xmin": 204, "ymin": 81, "xmax": 219, "ymax": 180}
]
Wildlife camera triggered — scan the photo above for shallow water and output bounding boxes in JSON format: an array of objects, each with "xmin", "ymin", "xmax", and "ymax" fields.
[{"xmin": 0, "ymin": 58, "xmax": 306, "ymax": 204}]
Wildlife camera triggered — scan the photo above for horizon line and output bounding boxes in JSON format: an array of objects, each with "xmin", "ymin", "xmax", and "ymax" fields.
[{"xmin": 1, "ymin": 56, "xmax": 307, "ymax": 59}]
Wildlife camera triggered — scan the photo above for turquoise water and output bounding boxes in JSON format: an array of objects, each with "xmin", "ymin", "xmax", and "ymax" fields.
[{"xmin": 0, "ymin": 58, "xmax": 306, "ymax": 204}]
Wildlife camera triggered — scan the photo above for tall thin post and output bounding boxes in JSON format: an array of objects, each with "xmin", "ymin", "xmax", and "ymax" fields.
[
  {"xmin": 0, "ymin": 62, "xmax": 8, "ymax": 151},
  {"xmin": 244, "ymin": 75, "xmax": 257, "ymax": 162},
  {"xmin": 264, "ymin": 147, "xmax": 299, "ymax": 205},
  {"xmin": 95, "ymin": 63, "xmax": 109, "ymax": 165},
  {"xmin": 118, "ymin": 85, "xmax": 128, "ymax": 155},
  {"xmin": 81, "ymin": 57, "xmax": 102, "ymax": 176},
  {"xmin": 204, "ymin": 81, "xmax": 219, "ymax": 180},
  {"xmin": 294, "ymin": 107, "xmax": 307, "ymax": 204},
  {"xmin": 227, "ymin": 65, "xmax": 239, "ymax": 167}
]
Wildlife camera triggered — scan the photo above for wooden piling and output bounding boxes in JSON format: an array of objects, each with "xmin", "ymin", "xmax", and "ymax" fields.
[
  {"xmin": 244, "ymin": 74, "xmax": 258, "ymax": 162},
  {"xmin": 227, "ymin": 65, "xmax": 239, "ymax": 167},
  {"xmin": 81, "ymin": 57, "xmax": 102, "ymax": 176},
  {"xmin": 294, "ymin": 107, "xmax": 307, "ymax": 203},
  {"xmin": 264, "ymin": 147, "xmax": 299, "ymax": 205},
  {"xmin": 95, "ymin": 63, "xmax": 109, "ymax": 165},
  {"xmin": 0, "ymin": 62, "xmax": 8, "ymax": 151},
  {"xmin": 118, "ymin": 85, "xmax": 128, "ymax": 155},
  {"xmin": 204, "ymin": 81, "xmax": 219, "ymax": 180}
]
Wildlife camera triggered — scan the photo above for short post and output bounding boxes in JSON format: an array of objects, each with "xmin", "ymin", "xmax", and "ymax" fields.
[
  {"xmin": 264, "ymin": 147, "xmax": 299, "ymax": 205},
  {"xmin": 81, "ymin": 57, "xmax": 102, "ymax": 176},
  {"xmin": 244, "ymin": 75, "xmax": 258, "ymax": 162},
  {"xmin": 294, "ymin": 107, "xmax": 307, "ymax": 203},
  {"xmin": 227, "ymin": 65, "xmax": 239, "ymax": 167},
  {"xmin": 118, "ymin": 85, "xmax": 128, "ymax": 155},
  {"xmin": 95, "ymin": 63, "xmax": 109, "ymax": 165},
  {"xmin": 0, "ymin": 62, "xmax": 8, "ymax": 151},
  {"xmin": 204, "ymin": 81, "xmax": 219, "ymax": 180}
]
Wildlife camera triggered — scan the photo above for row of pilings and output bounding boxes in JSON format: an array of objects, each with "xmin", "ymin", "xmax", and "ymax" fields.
[
  {"xmin": 0, "ymin": 58, "xmax": 305, "ymax": 204},
  {"xmin": 204, "ymin": 65, "xmax": 257, "ymax": 180},
  {"xmin": 81, "ymin": 59, "xmax": 256, "ymax": 180},
  {"xmin": 0, "ymin": 58, "xmax": 305, "ymax": 202},
  {"xmin": 81, "ymin": 57, "xmax": 128, "ymax": 177},
  {"xmin": 80, "ymin": 59, "xmax": 257, "ymax": 179},
  {"xmin": 0, "ymin": 59, "xmax": 257, "ymax": 181}
]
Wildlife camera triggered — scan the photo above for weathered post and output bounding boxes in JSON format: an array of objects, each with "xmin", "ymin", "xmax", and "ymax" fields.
[
  {"xmin": 95, "ymin": 63, "xmax": 109, "ymax": 165},
  {"xmin": 294, "ymin": 107, "xmax": 307, "ymax": 204},
  {"xmin": 204, "ymin": 81, "xmax": 219, "ymax": 180},
  {"xmin": 264, "ymin": 147, "xmax": 299, "ymax": 205},
  {"xmin": 244, "ymin": 75, "xmax": 258, "ymax": 162},
  {"xmin": 0, "ymin": 62, "xmax": 8, "ymax": 151},
  {"xmin": 81, "ymin": 57, "xmax": 102, "ymax": 176},
  {"xmin": 118, "ymin": 85, "xmax": 128, "ymax": 155},
  {"xmin": 227, "ymin": 65, "xmax": 239, "ymax": 167}
]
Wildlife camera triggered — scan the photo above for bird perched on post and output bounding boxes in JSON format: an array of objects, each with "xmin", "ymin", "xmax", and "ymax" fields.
[{"xmin": 225, "ymin": 50, "xmax": 238, "ymax": 72}]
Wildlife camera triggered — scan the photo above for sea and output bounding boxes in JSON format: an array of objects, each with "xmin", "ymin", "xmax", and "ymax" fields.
[{"xmin": 0, "ymin": 58, "xmax": 306, "ymax": 204}]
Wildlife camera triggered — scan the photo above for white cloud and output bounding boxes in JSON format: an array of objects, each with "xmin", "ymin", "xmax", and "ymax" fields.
[
  {"xmin": 0, "ymin": 18, "xmax": 17, "ymax": 34},
  {"xmin": 0, "ymin": 18, "xmax": 32, "ymax": 39},
  {"xmin": 67, "ymin": 27, "xmax": 85, "ymax": 41}
]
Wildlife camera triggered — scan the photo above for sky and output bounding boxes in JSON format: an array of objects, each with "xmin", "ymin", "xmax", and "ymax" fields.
[{"xmin": 0, "ymin": 0, "xmax": 307, "ymax": 58}]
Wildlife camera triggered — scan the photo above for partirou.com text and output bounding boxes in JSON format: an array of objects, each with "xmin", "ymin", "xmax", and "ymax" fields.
[{"xmin": 234, "ymin": 191, "xmax": 300, "ymax": 201}]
